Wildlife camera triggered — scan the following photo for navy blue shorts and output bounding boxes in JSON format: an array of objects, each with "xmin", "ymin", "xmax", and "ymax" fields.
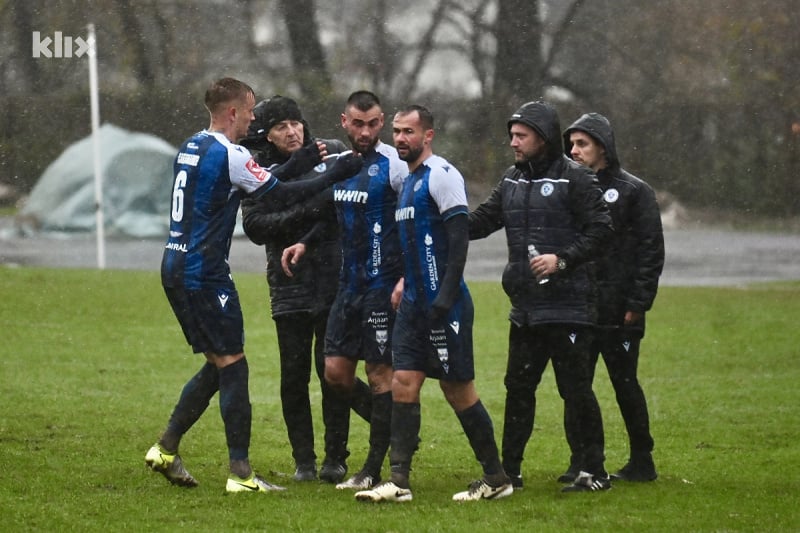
[
  {"xmin": 391, "ymin": 293, "xmax": 475, "ymax": 381},
  {"xmin": 324, "ymin": 286, "xmax": 394, "ymax": 365},
  {"xmin": 164, "ymin": 285, "xmax": 244, "ymax": 355}
]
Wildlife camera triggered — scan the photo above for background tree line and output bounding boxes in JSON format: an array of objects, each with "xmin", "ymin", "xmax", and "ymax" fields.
[{"xmin": 1, "ymin": 0, "xmax": 797, "ymax": 217}]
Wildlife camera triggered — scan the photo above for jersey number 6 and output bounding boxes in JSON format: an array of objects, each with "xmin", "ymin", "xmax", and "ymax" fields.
[{"xmin": 171, "ymin": 170, "xmax": 188, "ymax": 223}]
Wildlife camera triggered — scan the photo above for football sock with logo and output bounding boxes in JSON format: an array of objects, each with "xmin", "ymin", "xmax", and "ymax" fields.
[
  {"xmin": 160, "ymin": 362, "xmax": 220, "ymax": 452},
  {"xmin": 218, "ymin": 357, "xmax": 252, "ymax": 476},
  {"xmin": 363, "ymin": 391, "xmax": 392, "ymax": 476},
  {"xmin": 457, "ymin": 400, "xmax": 506, "ymax": 484},
  {"xmin": 388, "ymin": 401, "xmax": 420, "ymax": 488}
]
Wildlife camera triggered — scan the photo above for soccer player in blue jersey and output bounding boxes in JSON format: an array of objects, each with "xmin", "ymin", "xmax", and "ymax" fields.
[
  {"xmin": 281, "ymin": 91, "xmax": 407, "ymax": 489},
  {"xmin": 240, "ymin": 95, "xmax": 373, "ymax": 484},
  {"xmin": 354, "ymin": 105, "xmax": 513, "ymax": 503},
  {"xmin": 145, "ymin": 77, "xmax": 361, "ymax": 493}
]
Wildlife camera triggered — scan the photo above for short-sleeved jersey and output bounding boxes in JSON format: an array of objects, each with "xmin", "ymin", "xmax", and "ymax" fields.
[
  {"xmin": 332, "ymin": 141, "xmax": 408, "ymax": 293},
  {"xmin": 396, "ymin": 154, "xmax": 470, "ymax": 306},
  {"xmin": 161, "ymin": 130, "xmax": 277, "ymax": 290}
]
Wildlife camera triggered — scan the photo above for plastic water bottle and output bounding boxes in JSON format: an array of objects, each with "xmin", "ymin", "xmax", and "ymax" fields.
[{"xmin": 527, "ymin": 244, "xmax": 549, "ymax": 284}]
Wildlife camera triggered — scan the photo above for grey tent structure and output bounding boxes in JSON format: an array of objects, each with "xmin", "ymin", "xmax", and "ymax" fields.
[{"xmin": 19, "ymin": 123, "xmax": 176, "ymax": 238}]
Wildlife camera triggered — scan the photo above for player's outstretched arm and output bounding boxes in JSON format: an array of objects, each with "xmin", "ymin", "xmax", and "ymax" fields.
[
  {"xmin": 256, "ymin": 151, "xmax": 362, "ymax": 210},
  {"xmin": 270, "ymin": 140, "xmax": 326, "ymax": 180}
]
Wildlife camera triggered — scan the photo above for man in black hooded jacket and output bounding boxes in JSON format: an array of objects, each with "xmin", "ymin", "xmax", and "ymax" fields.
[
  {"xmin": 563, "ymin": 112, "xmax": 664, "ymax": 482},
  {"xmin": 469, "ymin": 100, "xmax": 614, "ymax": 492},
  {"xmin": 240, "ymin": 96, "xmax": 372, "ymax": 483}
]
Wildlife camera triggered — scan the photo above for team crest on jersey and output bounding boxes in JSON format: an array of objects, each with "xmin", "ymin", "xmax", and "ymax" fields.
[
  {"xmin": 245, "ymin": 158, "xmax": 269, "ymax": 182},
  {"xmin": 373, "ymin": 222, "xmax": 382, "ymax": 234},
  {"xmin": 604, "ymin": 188, "xmax": 620, "ymax": 203},
  {"xmin": 540, "ymin": 182, "xmax": 554, "ymax": 196},
  {"xmin": 368, "ymin": 164, "xmax": 380, "ymax": 177},
  {"xmin": 314, "ymin": 162, "xmax": 328, "ymax": 173},
  {"xmin": 414, "ymin": 180, "xmax": 423, "ymax": 192}
]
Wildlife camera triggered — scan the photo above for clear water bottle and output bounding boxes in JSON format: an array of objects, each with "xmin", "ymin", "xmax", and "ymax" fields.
[{"xmin": 527, "ymin": 244, "xmax": 549, "ymax": 284}]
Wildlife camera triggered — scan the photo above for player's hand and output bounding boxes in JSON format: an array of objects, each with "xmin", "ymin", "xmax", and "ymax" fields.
[
  {"xmin": 281, "ymin": 242, "xmax": 307, "ymax": 277},
  {"xmin": 323, "ymin": 150, "xmax": 363, "ymax": 183},
  {"xmin": 271, "ymin": 140, "xmax": 324, "ymax": 180}
]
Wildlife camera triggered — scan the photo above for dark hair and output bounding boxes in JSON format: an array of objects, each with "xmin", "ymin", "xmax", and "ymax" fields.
[
  {"xmin": 396, "ymin": 104, "xmax": 434, "ymax": 130},
  {"xmin": 346, "ymin": 90, "xmax": 381, "ymax": 112},
  {"xmin": 204, "ymin": 77, "xmax": 254, "ymax": 115}
]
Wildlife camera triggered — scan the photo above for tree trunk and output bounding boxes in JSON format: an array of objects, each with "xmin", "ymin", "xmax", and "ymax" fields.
[
  {"xmin": 278, "ymin": 0, "xmax": 332, "ymax": 102},
  {"xmin": 492, "ymin": 0, "xmax": 542, "ymax": 108},
  {"xmin": 114, "ymin": 0, "xmax": 155, "ymax": 89}
]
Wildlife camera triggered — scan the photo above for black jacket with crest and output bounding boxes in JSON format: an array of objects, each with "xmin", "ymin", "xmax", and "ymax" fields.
[
  {"xmin": 469, "ymin": 101, "xmax": 613, "ymax": 327},
  {"xmin": 564, "ymin": 113, "xmax": 664, "ymax": 335}
]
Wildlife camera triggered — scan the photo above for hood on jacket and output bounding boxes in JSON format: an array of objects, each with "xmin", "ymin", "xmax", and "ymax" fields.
[
  {"xmin": 563, "ymin": 112, "xmax": 620, "ymax": 171},
  {"xmin": 239, "ymin": 95, "xmax": 311, "ymax": 164},
  {"xmin": 507, "ymin": 100, "xmax": 564, "ymax": 167}
]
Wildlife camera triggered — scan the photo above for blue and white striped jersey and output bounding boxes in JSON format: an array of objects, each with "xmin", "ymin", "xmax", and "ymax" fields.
[
  {"xmin": 395, "ymin": 154, "xmax": 470, "ymax": 306},
  {"xmin": 332, "ymin": 142, "xmax": 407, "ymax": 292},
  {"xmin": 161, "ymin": 130, "xmax": 277, "ymax": 290}
]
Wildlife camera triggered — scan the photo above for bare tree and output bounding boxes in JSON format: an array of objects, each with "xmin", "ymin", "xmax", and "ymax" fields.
[
  {"xmin": 492, "ymin": 0, "xmax": 542, "ymax": 106},
  {"xmin": 5, "ymin": 2, "xmax": 42, "ymax": 92},
  {"xmin": 397, "ymin": 0, "xmax": 451, "ymax": 97},
  {"xmin": 114, "ymin": 0, "xmax": 155, "ymax": 89},
  {"xmin": 2, "ymin": 0, "xmax": 797, "ymax": 216},
  {"xmin": 278, "ymin": 0, "xmax": 332, "ymax": 101}
]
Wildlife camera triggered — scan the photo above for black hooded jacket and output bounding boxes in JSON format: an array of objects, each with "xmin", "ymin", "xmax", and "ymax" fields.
[
  {"xmin": 564, "ymin": 113, "xmax": 664, "ymax": 334},
  {"xmin": 470, "ymin": 101, "xmax": 613, "ymax": 327},
  {"xmin": 241, "ymin": 123, "xmax": 348, "ymax": 318}
]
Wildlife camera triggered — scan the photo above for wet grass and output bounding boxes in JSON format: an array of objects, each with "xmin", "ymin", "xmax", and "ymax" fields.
[{"xmin": 1, "ymin": 267, "xmax": 798, "ymax": 532}]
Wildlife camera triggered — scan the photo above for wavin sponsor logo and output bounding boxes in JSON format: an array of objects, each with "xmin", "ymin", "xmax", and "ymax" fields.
[
  {"xmin": 333, "ymin": 189, "xmax": 368, "ymax": 203},
  {"xmin": 395, "ymin": 206, "xmax": 414, "ymax": 221},
  {"xmin": 32, "ymin": 31, "xmax": 90, "ymax": 58}
]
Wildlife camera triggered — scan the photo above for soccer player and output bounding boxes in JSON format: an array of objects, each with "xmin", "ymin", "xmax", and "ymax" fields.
[
  {"xmin": 240, "ymin": 95, "xmax": 373, "ymax": 483},
  {"xmin": 354, "ymin": 105, "xmax": 513, "ymax": 503},
  {"xmin": 145, "ymin": 77, "xmax": 361, "ymax": 493},
  {"xmin": 282, "ymin": 91, "xmax": 407, "ymax": 488}
]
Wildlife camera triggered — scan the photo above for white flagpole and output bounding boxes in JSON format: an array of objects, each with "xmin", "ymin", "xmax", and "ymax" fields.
[{"xmin": 88, "ymin": 23, "xmax": 105, "ymax": 269}]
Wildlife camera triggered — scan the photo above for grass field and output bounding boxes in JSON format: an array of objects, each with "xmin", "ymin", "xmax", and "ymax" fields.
[{"xmin": 1, "ymin": 266, "xmax": 798, "ymax": 532}]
